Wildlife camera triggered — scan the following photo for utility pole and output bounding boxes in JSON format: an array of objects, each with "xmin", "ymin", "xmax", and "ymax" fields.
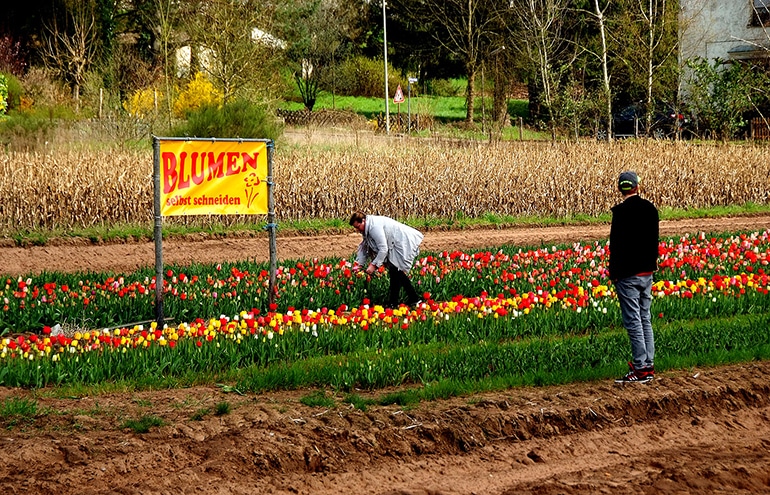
[{"xmin": 383, "ymin": 0, "xmax": 390, "ymax": 134}]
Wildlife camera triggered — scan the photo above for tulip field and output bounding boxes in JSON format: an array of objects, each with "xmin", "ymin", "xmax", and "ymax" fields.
[
  {"xmin": 1, "ymin": 228, "xmax": 769, "ymax": 391},
  {"xmin": 3, "ymin": 139, "xmax": 769, "ymax": 397}
]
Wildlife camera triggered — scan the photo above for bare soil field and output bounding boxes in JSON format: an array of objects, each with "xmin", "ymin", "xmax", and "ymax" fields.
[
  {"xmin": 1, "ymin": 362, "xmax": 769, "ymax": 495},
  {"xmin": 1, "ymin": 215, "xmax": 769, "ymax": 494},
  {"xmin": 3, "ymin": 215, "xmax": 770, "ymax": 277}
]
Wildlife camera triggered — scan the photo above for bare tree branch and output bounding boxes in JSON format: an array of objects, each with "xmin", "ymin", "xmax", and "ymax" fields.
[
  {"xmin": 407, "ymin": 0, "xmax": 501, "ymax": 123},
  {"xmin": 41, "ymin": 0, "xmax": 101, "ymax": 109}
]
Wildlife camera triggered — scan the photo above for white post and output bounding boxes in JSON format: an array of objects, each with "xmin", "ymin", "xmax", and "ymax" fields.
[
  {"xmin": 407, "ymin": 81, "xmax": 411, "ymax": 133},
  {"xmin": 383, "ymin": 0, "xmax": 390, "ymax": 134},
  {"xmin": 407, "ymin": 77, "xmax": 418, "ymax": 134}
]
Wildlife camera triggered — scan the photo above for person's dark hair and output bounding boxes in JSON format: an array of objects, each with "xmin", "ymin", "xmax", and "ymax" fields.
[{"xmin": 349, "ymin": 211, "xmax": 366, "ymax": 226}]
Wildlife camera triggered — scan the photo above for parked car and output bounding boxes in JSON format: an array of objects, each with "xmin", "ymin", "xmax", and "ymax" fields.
[{"xmin": 596, "ymin": 103, "xmax": 691, "ymax": 140}]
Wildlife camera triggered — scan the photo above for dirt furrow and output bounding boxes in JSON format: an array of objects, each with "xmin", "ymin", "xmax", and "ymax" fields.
[
  {"xmin": 1, "ymin": 361, "xmax": 769, "ymax": 494},
  {"xmin": 2, "ymin": 215, "xmax": 769, "ymax": 277}
]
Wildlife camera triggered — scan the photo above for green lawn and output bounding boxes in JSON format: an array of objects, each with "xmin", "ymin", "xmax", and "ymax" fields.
[{"xmin": 279, "ymin": 91, "xmax": 530, "ymax": 124}]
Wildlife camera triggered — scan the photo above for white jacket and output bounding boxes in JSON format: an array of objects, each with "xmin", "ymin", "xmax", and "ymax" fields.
[{"xmin": 356, "ymin": 215, "xmax": 424, "ymax": 272}]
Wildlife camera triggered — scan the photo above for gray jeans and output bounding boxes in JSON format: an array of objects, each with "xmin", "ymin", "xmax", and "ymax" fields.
[{"xmin": 615, "ymin": 274, "xmax": 655, "ymax": 369}]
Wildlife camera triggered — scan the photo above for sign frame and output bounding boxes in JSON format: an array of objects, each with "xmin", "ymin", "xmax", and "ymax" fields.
[{"xmin": 151, "ymin": 136, "xmax": 278, "ymax": 327}]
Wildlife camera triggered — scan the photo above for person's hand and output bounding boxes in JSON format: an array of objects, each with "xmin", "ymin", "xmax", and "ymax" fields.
[{"xmin": 365, "ymin": 263, "xmax": 376, "ymax": 275}]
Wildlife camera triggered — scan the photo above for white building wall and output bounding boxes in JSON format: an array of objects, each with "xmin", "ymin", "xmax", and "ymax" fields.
[
  {"xmin": 175, "ymin": 29, "xmax": 284, "ymax": 78},
  {"xmin": 680, "ymin": 0, "xmax": 769, "ymax": 63}
]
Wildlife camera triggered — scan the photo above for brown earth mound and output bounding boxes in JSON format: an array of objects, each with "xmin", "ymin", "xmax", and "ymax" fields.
[
  {"xmin": 0, "ymin": 361, "xmax": 769, "ymax": 494},
  {"xmin": 1, "ymin": 215, "xmax": 770, "ymax": 494}
]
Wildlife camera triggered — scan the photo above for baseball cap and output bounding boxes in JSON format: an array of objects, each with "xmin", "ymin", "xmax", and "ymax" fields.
[{"xmin": 618, "ymin": 171, "xmax": 639, "ymax": 192}]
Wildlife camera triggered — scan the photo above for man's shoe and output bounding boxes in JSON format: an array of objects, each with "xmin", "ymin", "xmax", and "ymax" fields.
[
  {"xmin": 615, "ymin": 362, "xmax": 653, "ymax": 384},
  {"xmin": 615, "ymin": 369, "xmax": 653, "ymax": 384},
  {"xmin": 639, "ymin": 365, "xmax": 655, "ymax": 379}
]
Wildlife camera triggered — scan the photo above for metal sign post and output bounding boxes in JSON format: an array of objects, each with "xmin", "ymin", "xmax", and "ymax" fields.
[
  {"xmin": 152, "ymin": 138, "xmax": 164, "ymax": 329},
  {"xmin": 266, "ymin": 141, "xmax": 278, "ymax": 307}
]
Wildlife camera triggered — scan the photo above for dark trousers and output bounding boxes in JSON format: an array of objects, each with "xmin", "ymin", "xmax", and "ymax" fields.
[{"xmin": 387, "ymin": 262, "xmax": 420, "ymax": 306}]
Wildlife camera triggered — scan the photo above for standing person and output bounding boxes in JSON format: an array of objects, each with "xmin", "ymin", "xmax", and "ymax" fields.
[
  {"xmin": 609, "ymin": 171, "xmax": 659, "ymax": 384},
  {"xmin": 349, "ymin": 211, "xmax": 424, "ymax": 308}
]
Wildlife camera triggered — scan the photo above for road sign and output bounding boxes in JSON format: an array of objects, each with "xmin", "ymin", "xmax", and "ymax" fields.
[{"xmin": 393, "ymin": 84, "xmax": 405, "ymax": 104}]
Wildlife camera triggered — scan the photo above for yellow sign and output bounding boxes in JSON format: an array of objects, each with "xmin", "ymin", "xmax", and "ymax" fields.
[{"xmin": 159, "ymin": 140, "xmax": 268, "ymax": 216}]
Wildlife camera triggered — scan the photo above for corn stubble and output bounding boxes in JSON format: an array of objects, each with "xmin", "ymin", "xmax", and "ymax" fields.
[{"xmin": 1, "ymin": 141, "xmax": 768, "ymax": 233}]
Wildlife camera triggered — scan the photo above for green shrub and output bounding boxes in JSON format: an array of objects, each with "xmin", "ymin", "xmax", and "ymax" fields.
[
  {"xmin": 190, "ymin": 408, "xmax": 209, "ymax": 421},
  {"xmin": 0, "ymin": 397, "xmax": 38, "ymax": 424},
  {"xmin": 343, "ymin": 393, "xmax": 374, "ymax": 411},
  {"xmin": 300, "ymin": 390, "xmax": 336, "ymax": 408},
  {"xmin": 172, "ymin": 98, "xmax": 283, "ymax": 140},
  {"xmin": 426, "ymin": 78, "xmax": 465, "ymax": 97},
  {"xmin": 0, "ymin": 101, "xmax": 80, "ymax": 151},
  {"xmin": 3, "ymin": 72, "xmax": 23, "ymax": 111},
  {"xmin": 214, "ymin": 401, "xmax": 231, "ymax": 416},
  {"xmin": 508, "ymin": 99, "xmax": 529, "ymax": 119},
  {"xmin": 685, "ymin": 57, "xmax": 770, "ymax": 140},
  {"xmin": 121, "ymin": 415, "xmax": 165, "ymax": 433},
  {"xmin": 0, "ymin": 110, "xmax": 58, "ymax": 150},
  {"xmin": 331, "ymin": 56, "xmax": 404, "ymax": 98}
]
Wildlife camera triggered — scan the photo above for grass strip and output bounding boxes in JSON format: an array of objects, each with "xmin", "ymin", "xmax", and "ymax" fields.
[
  {"xmin": 2, "ymin": 314, "xmax": 769, "ymax": 414},
  {"xmin": 235, "ymin": 312, "xmax": 770, "ymax": 393}
]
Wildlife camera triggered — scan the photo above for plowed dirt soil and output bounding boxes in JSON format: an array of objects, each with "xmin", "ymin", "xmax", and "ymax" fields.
[
  {"xmin": 3, "ymin": 215, "xmax": 770, "ymax": 276},
  {"xmin": 1, "ymin": 215, "xmax": 770, "ymax": 495}
]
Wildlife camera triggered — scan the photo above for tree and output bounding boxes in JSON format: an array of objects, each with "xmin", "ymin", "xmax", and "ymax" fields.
[
  {"xmin": 639, "ymin": 0, "xmax": 678, "ymax": 113},
  {"xmin": 588, "ymin": 0, "xmax": 613, "ymax": 141},
  {"xmin": 276, "ymin": 0, "xmax": 353, "ymax": 111},
  {"xmin": 40, "ymin": 0, "xmax": 102, "ymax": 109},
  {"xmin": 400, "ymin": 0, "xmax": 500, "ymax": 123},
  {"xmin": 611, "ymin": 0, "xmax": 680, "ymax": 134},
  {"xmin": 505, "ymin": 0, "xmax": 574, "ymax": 138},
  {"xmin": 686, "ymin": 57, "xmax": 770, "ymax": 140},
  {"xmin": 183, "ymin": 0, "xmax": 283, "ymax": 103},
  {"xmin": 153, "ymin": 0, "xmax": 178, "ymax": 123}
]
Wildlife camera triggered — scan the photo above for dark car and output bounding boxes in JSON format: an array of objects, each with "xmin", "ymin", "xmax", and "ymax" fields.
[{"xmin": 597, "ymin": 103, "xmax": 691, "ymax": 140}]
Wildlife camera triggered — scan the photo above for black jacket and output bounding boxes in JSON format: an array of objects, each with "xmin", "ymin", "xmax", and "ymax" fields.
[{"xmin": 609, "ymin": 194, "xmax": 659, "ymax": 281}]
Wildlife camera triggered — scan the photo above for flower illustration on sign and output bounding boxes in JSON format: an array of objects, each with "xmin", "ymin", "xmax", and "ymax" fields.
[{"xmin": 244, "ymin": 173, "xmax": 260, "ymax": 208}]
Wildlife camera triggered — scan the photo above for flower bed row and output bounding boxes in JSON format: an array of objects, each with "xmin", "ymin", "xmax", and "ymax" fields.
[
  {"xmin": 0, "ymin": 230, "xmax": 768, "ymax": 388},
  {"xmin": 3, "ymin": 230, "xmax": 767, "ymax": 332}
]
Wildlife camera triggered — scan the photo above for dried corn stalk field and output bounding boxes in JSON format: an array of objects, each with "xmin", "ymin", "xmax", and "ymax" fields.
[{"xmin": 1, "ymin": 140, "xmax": 768, "ymax": 234}]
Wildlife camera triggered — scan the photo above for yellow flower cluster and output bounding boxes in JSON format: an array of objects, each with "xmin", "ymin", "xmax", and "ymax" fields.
[
  {"xmin": 122, "ymin": 88, "xmax": 163, "ymax": 117},
  {"xmin": 173, "ymin": 72, "xmax": 223, "ymax": 117}
]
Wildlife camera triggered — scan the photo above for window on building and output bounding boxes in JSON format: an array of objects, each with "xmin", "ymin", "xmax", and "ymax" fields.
[{"xmin": 751, "ymin": 0, "xmax": 770, "ymax": 27}]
